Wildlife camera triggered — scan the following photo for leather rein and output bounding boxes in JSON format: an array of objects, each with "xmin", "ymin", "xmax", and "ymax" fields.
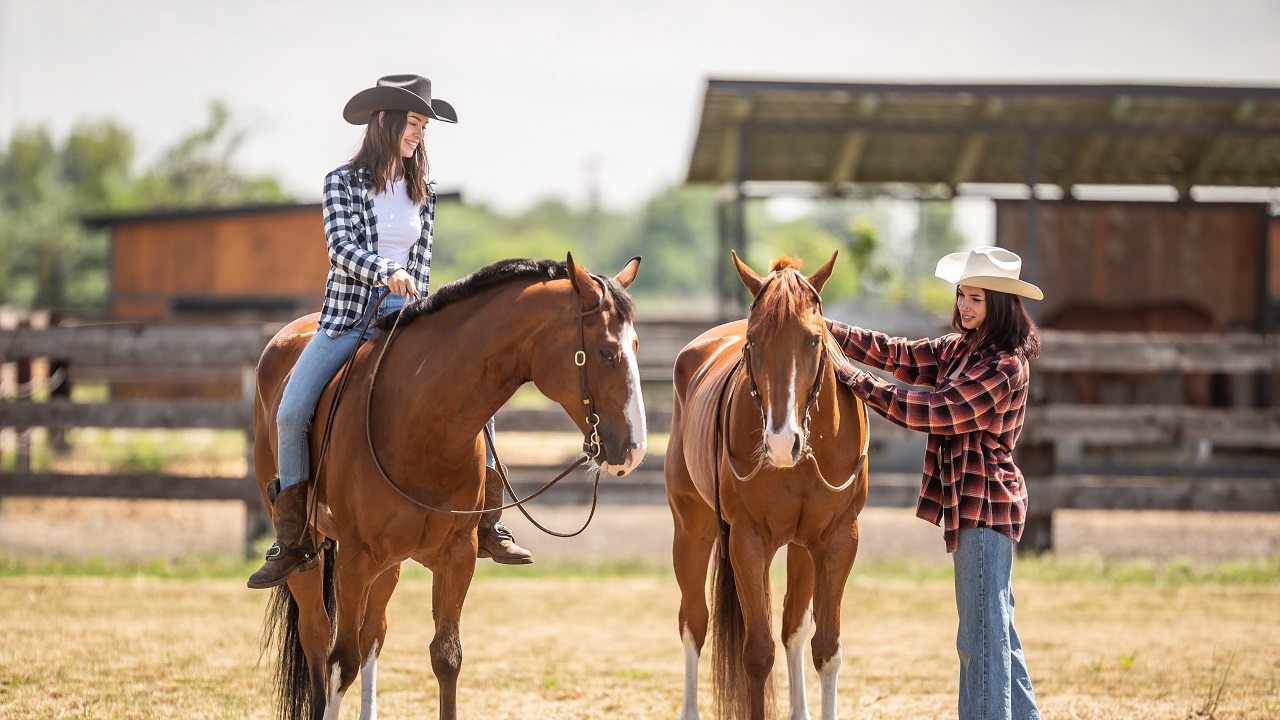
[{"xmin": 309, "ymin": 279, "xmax": 612, "ymax": 541}]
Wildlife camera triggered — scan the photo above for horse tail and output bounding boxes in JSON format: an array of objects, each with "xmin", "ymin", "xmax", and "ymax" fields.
[
  {"xmin": 260, "ymin": 542, "xmax": 337, "ymax": 720},
  {"xmin": 710, "ymin": 522, "xmax": 776, "ymax": 720}
]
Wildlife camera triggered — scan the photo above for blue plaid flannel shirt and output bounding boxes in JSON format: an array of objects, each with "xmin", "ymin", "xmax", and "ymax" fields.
[{"xmin": 318, "ymin": 163, "xmax": 435, "ymax": 337}]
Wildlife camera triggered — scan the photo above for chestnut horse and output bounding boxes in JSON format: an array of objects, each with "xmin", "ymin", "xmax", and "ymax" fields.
[
  {"xmin": 666, "ymin": 251, "xmax": 870, "ymax": 720},
  {"xmin": 256, "ymin": 255, "xmax": 646, "ymax": 720}
]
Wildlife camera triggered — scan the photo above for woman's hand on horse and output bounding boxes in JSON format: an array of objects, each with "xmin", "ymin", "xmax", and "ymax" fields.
[{"xmin": 386, "ymin": 268, "xmax": 419, "ymax": 297}]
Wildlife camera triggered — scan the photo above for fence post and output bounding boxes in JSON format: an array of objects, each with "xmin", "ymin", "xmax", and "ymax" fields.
[
  {"xmin": 241, "ymin": 362, "xmax": 270, "ymax": 557},
  {"xmin": 1018, "ymin": 440, "xmax": 1055, "ymax": 555}
]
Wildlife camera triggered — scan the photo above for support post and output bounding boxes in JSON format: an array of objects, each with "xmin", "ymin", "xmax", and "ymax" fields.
[{"xmin": 1023, "ymin": 131, "xmax": 1042, "ymax": 321}]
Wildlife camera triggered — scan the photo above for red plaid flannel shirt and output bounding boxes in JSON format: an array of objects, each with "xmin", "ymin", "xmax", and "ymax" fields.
[{"xmin": 828, "ymin": 320, "xmax": 1030, "ymax": 552}]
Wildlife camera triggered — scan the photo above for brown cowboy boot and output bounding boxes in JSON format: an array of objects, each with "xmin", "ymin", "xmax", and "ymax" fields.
[
  {"xmin": 477, "ymin": 464, "xmax": 533, "ymax": 565},
  {"xmin": 247, "ymin": 478, "xmax": 320, "ymax": 589}
]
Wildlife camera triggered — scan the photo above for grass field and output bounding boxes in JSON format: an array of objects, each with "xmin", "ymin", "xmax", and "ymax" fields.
[{"xmin": 2, "ymin": 556, "xmax": 1278, "ymax": 720}]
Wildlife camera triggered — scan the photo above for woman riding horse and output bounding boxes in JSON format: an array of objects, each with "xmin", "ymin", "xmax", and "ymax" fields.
[
  {"xmin": 248, "ymin": 74, "xmax": 530, "ymax": 590},
  {"xmin": 828, "ymin": 245, "xmax": 1044, "ymax": 720}
]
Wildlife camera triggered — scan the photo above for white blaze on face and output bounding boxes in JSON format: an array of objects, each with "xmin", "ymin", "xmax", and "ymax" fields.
[
  {"xmin": 763, "ymin": 355, "xmax": 803, "ymax": 468},
  {"xmin": 599, "ymin": 322, "xmax": 647, "ymax": 477}
]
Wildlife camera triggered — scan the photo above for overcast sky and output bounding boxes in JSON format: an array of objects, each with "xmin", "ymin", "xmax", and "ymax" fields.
[{"xmin": 3, "ymin": 0, "xmax": 1279, "ymax": 215}]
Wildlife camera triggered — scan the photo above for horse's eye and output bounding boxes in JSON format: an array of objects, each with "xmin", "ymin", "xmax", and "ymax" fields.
[
  {"xmin": 600, "ymin": 349, "xmax": 616, "ymax": 367},
  {"xmin": 811, "ymin": 335, "xmax": 821, "ymax": 347}
]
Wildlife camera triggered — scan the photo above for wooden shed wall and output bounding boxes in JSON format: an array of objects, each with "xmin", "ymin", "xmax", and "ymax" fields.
[
  {"xmin": 111, "ymin": 208, "xmax": 328, "ymax": 319},
  {"xmin": 996, "ymin": 201, "xmax": 1266, "ymax": 332}
]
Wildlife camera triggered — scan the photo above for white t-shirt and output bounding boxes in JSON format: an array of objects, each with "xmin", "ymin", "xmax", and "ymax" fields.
[{"xmin": 370, "ymin": 178, "xmax": 423, "ymax": 270}]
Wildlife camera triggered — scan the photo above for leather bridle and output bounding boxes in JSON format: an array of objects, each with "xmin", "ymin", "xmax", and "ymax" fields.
[
  {"xmin": 308, "ymin": 275, "xmax": 618, "ymax": 541},
  {"xmin": 715, "ymin": 272, "xmax": 866, "ymax": 490}
]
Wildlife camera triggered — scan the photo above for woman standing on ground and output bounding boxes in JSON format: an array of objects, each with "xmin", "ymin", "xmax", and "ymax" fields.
[
  {"xmin": 248, "ymin": 74, "xmax": 531, "ymax": 591},
  {"xmin": 828, "ymin": 246, "xmax": 1043, "ymax": 719}
]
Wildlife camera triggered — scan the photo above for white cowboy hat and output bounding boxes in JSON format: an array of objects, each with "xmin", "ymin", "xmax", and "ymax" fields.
[{"xmin": 934, "ymin": 246, "xmax": 1044, "ymax": 300}]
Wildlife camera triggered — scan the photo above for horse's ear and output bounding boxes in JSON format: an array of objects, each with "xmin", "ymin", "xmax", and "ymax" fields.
[
  {"xmin": 807, "ymin": 250, "xmax": 839, "ymax": 294},
  {"xmin": 731, "ymin": 250, "xmax": 764, "ymax": 297},
  {"xmin": 566, "ymin": 252, "xmax": 599, "ymax": 305},
  {"xmin": 614, "ymin": 256, "xmax": 641, "ymax": 289}
]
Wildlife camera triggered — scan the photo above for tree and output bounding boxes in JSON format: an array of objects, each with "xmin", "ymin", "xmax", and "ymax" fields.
[{"xmin": 0, "ymin": 103, "xmax": 290, "ymax": 311}]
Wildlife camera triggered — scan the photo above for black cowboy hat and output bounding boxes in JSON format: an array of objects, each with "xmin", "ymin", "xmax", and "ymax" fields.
[{"xmin": 342, "ymin": 74, "xmax": 458, "ymax": 125}]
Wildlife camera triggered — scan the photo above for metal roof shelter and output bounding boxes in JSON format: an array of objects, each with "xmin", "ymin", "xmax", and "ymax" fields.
[{"xmin": 685, "ymin": 79, "xmax": 1280, "ymax": 314}]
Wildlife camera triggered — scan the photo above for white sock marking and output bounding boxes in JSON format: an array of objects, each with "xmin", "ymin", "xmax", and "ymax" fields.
[
  {"xmin": 785, "ymin": 610, "xmax": 813, "ymax": 720},
  {"xmin": 680, "ymin": 626, "xmax": 701, "ymax": 720},
  {"xmin": 818, "ymin": 640, "xmax": 842, "ymax": 720},
  {"xmin": 323, "ymin": 663, "xmax": 345, "ymax": 720},
  {"xmin": 359, "ymin": 640, "xmax": 380, "ymax": 720}
]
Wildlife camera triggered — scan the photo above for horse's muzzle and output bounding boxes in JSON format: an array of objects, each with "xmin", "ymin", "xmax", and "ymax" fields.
[{"xmin": 599, "ymin": 438, "xmax": 646, "ymax": 477}]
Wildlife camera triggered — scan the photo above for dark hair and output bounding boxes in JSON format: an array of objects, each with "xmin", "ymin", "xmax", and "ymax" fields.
[
  {"xmin": 347, "ymin": 109, "xmax": 429, "ymax": 204},
  {"xmin": 952, "ymin": 286, "xmax": 1042, "ymax": 359}
]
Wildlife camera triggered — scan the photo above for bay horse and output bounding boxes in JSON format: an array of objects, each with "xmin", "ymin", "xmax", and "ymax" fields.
[
  {"xmin": 255, "ymin": 255, "xmax": 646, "ymax": 720},
  {"xmin": 665, "ymin": 251, "xmax": 870, "ymax": 720}
]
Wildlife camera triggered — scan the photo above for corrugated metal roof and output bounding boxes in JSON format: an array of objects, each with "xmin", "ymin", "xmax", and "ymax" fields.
[{"xmin": 686, "ymin": 80, "xmax": 1280, "ymax": 194}]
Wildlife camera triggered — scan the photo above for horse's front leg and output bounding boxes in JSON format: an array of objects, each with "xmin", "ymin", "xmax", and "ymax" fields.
[
  {"xmin": 782, "ymin": 543, "xmax": 816, "ymax": 720},
  {"xmin": 357, "ymin": 564, "xmax": 402, "ymax": 720},
  {"xmin": 428, "ymin": 529, "xmax": 478, "ymax": 720},
  {"xmin": 324, "ymin": 550, "xmax": 380, "ymax": 720},
  {"xmin": 729, "ymin": 529, "xmax": 777, "ymax": 720},
  {"xmin": 809, "ymin": 519, "xmax": 859, "ymax": 720}
]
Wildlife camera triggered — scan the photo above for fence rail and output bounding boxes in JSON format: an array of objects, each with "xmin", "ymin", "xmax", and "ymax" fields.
[{"xmin": 2, "ymin": 319, "xmax": 1278, "ymax": 554}]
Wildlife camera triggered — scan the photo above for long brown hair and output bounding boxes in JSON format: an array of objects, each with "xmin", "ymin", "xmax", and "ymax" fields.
[
  {"xmin": 347, "ymin": 109, "xmax": 430, "ymax": 204},
  {"xmin": 952, "ymin": 287, "xmax": 1042, "ymax": 359}
]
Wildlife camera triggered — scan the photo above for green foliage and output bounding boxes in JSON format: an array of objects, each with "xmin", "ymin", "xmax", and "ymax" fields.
[
  {"xmin": 3, "ymin": 106, "xmax": 973, "ymax": 318},
  {"xmin": 0, "ymin": 102, "xmax": 289, "ymax": 312}
]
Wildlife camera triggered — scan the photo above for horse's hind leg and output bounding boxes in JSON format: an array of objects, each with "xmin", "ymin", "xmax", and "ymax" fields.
[
  {"xmin": 782, "ymin": 543, "xmax": 816, "ymax": 720},
  {"xmin": 356, "ymin": 564, "xmax": 402, "ymax": 720},
  {"xmin": 665, "ymin": 412, "xmax": 717, "ymax": 720},
  {"xmin": 668, "ymin": 486, "xmax": 718, "ymax": 720},
  {"xmin": 809, "ymin": 520, "xmax": 859, "ymax": 720},
  {"xmin": 284, "ymin": 549, "xmax": 334, "ymax": 720}
]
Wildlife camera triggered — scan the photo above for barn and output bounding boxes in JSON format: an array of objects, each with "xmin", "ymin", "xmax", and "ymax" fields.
[
  {"xmin": 685, "ymin": 80, "xmax": 1280, "ymax": 337},
  {"xmin": 684, "ymin": 79, "xmax": 1280, "ymax": 549},
  {"xmin": 84, "ymin": 202, "xmax": 329, "ymax": 321}
]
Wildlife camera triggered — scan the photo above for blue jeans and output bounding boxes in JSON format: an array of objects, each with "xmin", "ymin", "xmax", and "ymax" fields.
[
  {"xmin": 954, "ymin": 528, "xmax": 1040, "ymax": 720},
  {"xmin": 276, "ymin": 294, "xmax": 405, "ymax": 491}
]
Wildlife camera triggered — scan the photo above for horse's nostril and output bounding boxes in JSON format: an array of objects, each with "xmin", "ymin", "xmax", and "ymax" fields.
[
  {"xmin": 616, "ymin": 469, "xmax": 625, "ymax": 477},
  {"xmin": 627, "ymin": 440, "xmax": 639, "ymax": 450},
  {"xmin": 791, "ymin": 434, "xmax": 802, "ymax": 458}
]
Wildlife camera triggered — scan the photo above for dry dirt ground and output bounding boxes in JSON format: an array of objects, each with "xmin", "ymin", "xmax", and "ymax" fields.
[
  {"xmin": 1, "ymin": 574, "xmax": 1278, "ymax": 719},
  {"xmin": 2, "ymin": 497, "xmax": 1279, "ymax": 565},
  {"xmin": 2, "ymin": 500, "xmax": 1280, "ymax": 718}
]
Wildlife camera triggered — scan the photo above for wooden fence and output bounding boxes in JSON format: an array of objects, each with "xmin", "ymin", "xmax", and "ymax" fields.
[{"xmin": 2, "ymin": 319, "xmax": 1278, "ymax": 554}]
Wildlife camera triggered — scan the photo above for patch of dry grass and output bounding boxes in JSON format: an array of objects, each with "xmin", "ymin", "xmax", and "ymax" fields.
[{"xmin": 1, "ymin": 573, "xmax": 1277, "ymax": 719}]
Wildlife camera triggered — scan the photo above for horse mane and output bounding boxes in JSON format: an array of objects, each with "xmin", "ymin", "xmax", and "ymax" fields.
[
  {"xmin": 768, "ymin": 255, "xmax": 803, "ymax": 273},
  {"xmin": 381, "ymin": 257, "xmax": 635, "ymax": 329},
  {"xmin": 753, "ymin": 256, "xmax": 816, "ymax": 330}
]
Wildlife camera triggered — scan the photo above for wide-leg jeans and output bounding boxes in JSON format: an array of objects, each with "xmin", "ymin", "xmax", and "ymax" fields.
[{"xmin": 953, "ymin": 527, "xmax": 1040, "ymax": 720}]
